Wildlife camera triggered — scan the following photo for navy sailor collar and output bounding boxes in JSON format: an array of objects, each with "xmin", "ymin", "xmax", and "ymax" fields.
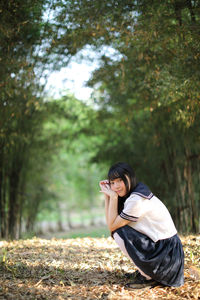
[{"xmin": 131, "ymin": 182, "xmax": 153, "ymax": 199}]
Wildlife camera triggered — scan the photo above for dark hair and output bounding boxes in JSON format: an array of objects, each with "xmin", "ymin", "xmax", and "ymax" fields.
[{"xmin": 107, "ymin": 162, "xmax": 137, "ymax": 214}]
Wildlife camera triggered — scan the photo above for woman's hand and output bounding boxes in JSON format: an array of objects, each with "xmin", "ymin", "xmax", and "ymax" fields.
[
  {"xmin": 100, "ymin": 179, "xmax": 128, "ymax": 232},
  {"xmin": 99, "ymin": 180, "xmax": 118, "ymax": 199}
]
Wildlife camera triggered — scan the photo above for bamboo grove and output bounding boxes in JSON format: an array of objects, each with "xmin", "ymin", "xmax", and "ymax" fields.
[{"xmin": 0, "ymin": 0, "xmax": 200, "ymax": 239}]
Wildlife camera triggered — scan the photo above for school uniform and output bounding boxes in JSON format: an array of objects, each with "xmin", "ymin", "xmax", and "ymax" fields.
[{"xmin": 113, "ymin": 182, "xmax": 184, "ymax": 287}]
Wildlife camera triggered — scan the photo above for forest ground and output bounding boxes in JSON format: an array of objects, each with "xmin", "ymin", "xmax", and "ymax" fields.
[{"xmin": 0, "ymin": 233, "xmax": 199, "ymax": 299}]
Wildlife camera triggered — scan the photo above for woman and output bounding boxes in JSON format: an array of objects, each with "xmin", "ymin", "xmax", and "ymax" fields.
[{"xmin": 99, "ymin": 162, "xmax": 184, "ymax": 289}]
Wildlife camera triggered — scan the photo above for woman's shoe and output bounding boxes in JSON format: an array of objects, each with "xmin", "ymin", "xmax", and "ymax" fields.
[
  {"xmin": 125, "ymin": 272, "xmax": 158, "ymax": 289},
  {"xmin": 124, "ymin": 270, "xmax": 140, "ymax": 279}
]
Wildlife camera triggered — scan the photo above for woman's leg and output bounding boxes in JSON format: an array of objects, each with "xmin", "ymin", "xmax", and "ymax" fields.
[{"xmin": 113, "ymin": 232, "xmax": 151, "ymax": 280}]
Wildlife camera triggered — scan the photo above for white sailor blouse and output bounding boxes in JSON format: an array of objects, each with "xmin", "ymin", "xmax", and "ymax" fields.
[{"xmin": 120, "ymin": 182, "xmax": 177, "ymax": 242}]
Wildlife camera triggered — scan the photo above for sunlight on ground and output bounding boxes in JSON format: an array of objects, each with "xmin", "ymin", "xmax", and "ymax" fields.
[{"xmin": 0, "ymin": 235, "xmax": 199, "ymax": 299}]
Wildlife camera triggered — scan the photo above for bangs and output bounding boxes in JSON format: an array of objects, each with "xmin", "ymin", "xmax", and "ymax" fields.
[{"xmin": 108, "ymin": 167, "xmax": 125, "ymax": 181}]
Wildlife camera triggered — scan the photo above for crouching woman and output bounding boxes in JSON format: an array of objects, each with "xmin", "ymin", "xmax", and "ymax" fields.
[{"xmin": 99, "ymin": 162, "xmax": 184, "ymax": 289}]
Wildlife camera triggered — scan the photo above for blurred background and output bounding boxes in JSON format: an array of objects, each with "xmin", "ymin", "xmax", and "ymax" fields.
[{"xmin": 0, "ymin": 0, "xmax": 199, "ymax": 240}]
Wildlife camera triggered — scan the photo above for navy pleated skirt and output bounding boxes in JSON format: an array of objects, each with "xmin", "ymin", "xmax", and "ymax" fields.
[{"xmin": 114, "ymin": 225, "xmax": 184, "ymax": 287}]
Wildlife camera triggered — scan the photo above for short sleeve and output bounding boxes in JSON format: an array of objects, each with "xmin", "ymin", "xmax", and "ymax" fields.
[{"xmin": 120, "ymin": 194, "xmax": 144, "ymax": 222}]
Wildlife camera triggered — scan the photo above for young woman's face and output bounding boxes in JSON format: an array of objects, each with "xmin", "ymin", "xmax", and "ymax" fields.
[{"xmin": 110, "ymin": 177, "xmax": 128, "ymax": 197}]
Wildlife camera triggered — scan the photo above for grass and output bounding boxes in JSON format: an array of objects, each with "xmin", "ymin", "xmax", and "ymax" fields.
[{"xmin": 38, "ymin": 225, "xmax": 110, "ymax": 239}]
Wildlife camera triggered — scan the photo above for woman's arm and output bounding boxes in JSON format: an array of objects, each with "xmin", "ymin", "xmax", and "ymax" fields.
[
  {"xmin": 99, "ymin": 181, "xmax": 130, "ymax": 232},
  {"xmin": 107, "ymin": 195, "xmax": 130, "ymax": 232},
  {"xmin": 104, "ymin": 196, "xmax": 110, "ymax": 225}
]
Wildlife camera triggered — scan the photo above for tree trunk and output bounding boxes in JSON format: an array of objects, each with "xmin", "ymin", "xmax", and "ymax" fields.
[
  {"xmin": 0, "ymin": 157, "xmax": 5, "ymax": 238},
  {"xmin": 174, "ymin": 1, "xmax": 183, "ymax": 26},
  {"xmin": 186, "ymin": 0, "xmax": 196, "ymax": 23},
  {"xmin": 25, "ymin": 195, "xmax": 40, "ymax": 233},
  {"xmin": 186, "ymin": 158, "xmax": 198, "ymax": 232},
  {"xmin": 8, "ymin": 164, "xmax": 21, "ymax": 239},
  {"xmin": 26, "ymin": 216, "xmax": 35, "ymax": 232},
  {"xmin": 66, "ymin": 210, "xmax": 73, "ymax": 229},
  {"xmin": 176, "ymin": 165, "xmax": 188, "ymax": 232}
]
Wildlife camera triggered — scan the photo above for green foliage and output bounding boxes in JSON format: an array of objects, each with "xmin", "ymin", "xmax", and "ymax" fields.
[
  {"xmin": 1, "ymin": 0, "xmax": 200, "ymax": 239},
  {"xmin": 0, "ymin": 0, "xmax": 53, "ymax": 239},
  {"xmin": 34, "ymin": 96, "xmax": 107, "ymax": 224},
  {"xmin": 51, "ymin": 0, "xmax": 200, "ymax": 232}
]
